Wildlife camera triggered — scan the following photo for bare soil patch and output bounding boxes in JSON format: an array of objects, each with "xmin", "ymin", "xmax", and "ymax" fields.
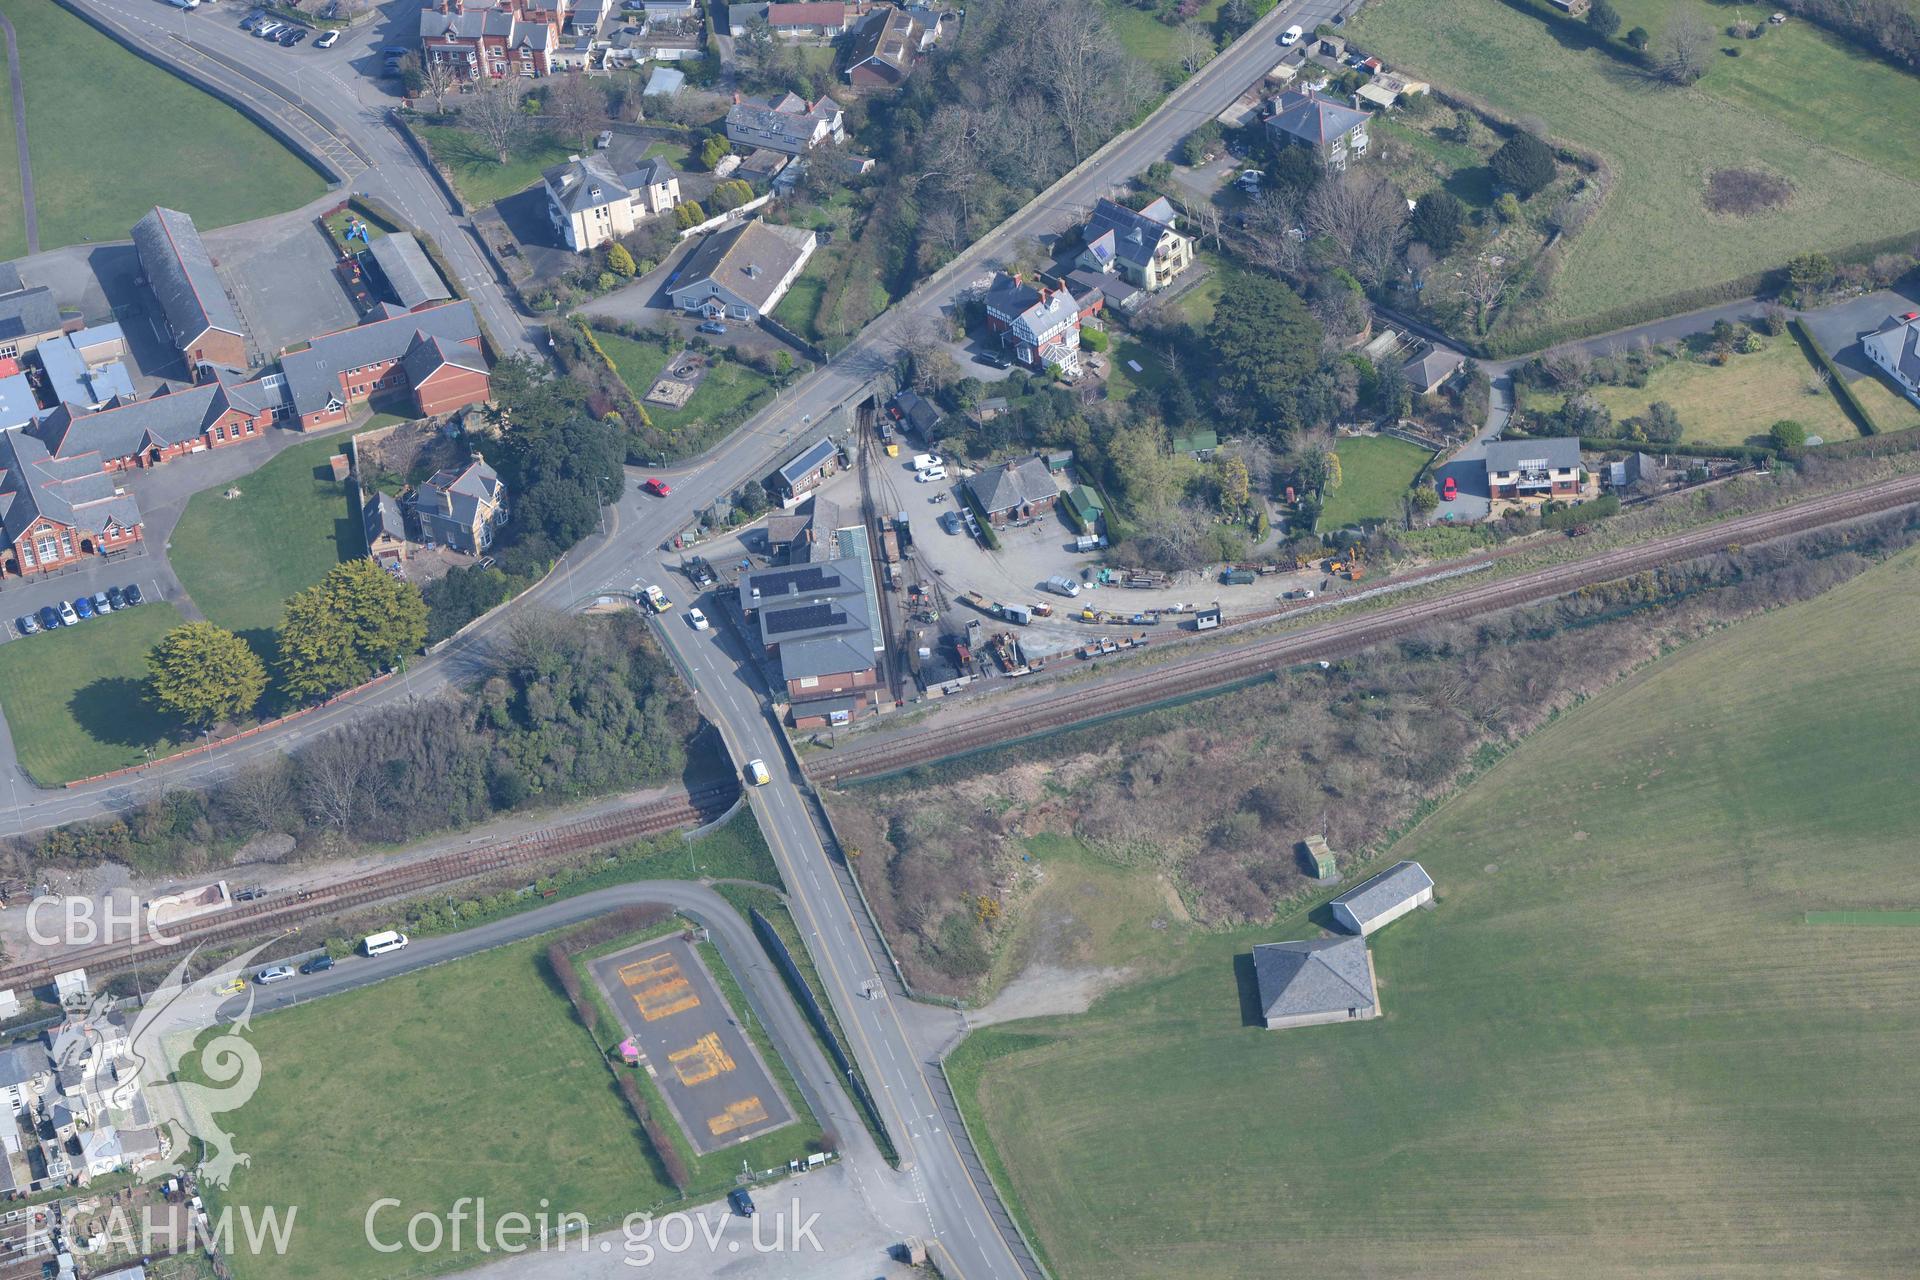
[{"xmin": 1704, "ymin": 166, "xmax": 1794, "ymax": 217}]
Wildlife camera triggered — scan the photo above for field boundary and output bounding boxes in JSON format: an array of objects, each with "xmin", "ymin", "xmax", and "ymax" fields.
[{"xmin": 1805, "ymin": 910, "xmax": 1920, "ymax": 926}]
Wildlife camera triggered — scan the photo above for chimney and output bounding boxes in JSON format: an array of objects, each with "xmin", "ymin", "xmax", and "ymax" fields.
[{"xmin": 733, "ymin": 90, "xmax": 742, "ymax": 104}]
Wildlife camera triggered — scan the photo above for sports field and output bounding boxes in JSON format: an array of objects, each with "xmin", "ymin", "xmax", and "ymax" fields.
[
  {"xmin": 953, "ymin": 544, "xmax": 1920, "ymax": 1277},
  {"xmin": 1347, "ymin": 0, "xmax": 1920, "ymax": 337},
  {"xmin": 0, "ymin": 0, "xmax": 323, "ymax": 260}
]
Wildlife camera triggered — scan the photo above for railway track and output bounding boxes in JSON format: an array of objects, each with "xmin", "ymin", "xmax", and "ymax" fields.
[
  {"xmin": 0, "ymin": 782, "xmax": 740, "ymax": 988},
  {"xmin": 813, "ymin": 475, "xmax": 1920, "ymax": 784}
]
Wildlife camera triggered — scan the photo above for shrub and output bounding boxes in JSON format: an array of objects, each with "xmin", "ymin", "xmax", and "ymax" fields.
[
  {"xmin": 1495, "ymin": 192, "xmax": 1523, "ymax": 223},
  {"xmin": 606, "ymin": 243, "xmax": 637, "ymax": 277},
  {"xmin": 1490, "ymin": 131, "xmax": 1556, "ymax": 198},
  {"xmin": 1626, "ymin": 26, "xmax": 1650, "ymax": 50},
  {"xmin": 1770, "ymin": 419, "xmax": 1807, "ymax": 450}
]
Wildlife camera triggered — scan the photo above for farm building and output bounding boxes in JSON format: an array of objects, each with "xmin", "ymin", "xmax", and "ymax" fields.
[
  {"xmin": 1252, "ymin": 936, "xmax": 1378, "ymax": 1030},
  {"xmin": 1330, "ymin": 861, "xmax": 1434, "ymax": 936}
]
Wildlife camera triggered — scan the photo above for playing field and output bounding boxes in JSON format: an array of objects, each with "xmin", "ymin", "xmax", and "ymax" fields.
[
  {"xmin": 1347, "ymin": 0, "xmax": 1920, "ymax": 338},
  {"xmin": 1320, "ymin": 434, "xmax": 1430, "ymax": 528},
  {"xmin": 0, "ymin": 0, "xmax": 324, "ymax": 260},
  {"xmin": 953, "ymin": 544, "xmax": 1920, "ymax": 1277}
]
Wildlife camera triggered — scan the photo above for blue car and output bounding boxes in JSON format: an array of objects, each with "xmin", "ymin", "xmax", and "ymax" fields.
[
  {"xmin": 697, "ymin": 321, "xmax": 728, "ymax": 336},
  {"xmin": 72, "ymin": 596, "xmax": 93, "ymax": 620},
  {"xmin": 38, "ymin": 606, "xmax": 60, "ymax": 631}
]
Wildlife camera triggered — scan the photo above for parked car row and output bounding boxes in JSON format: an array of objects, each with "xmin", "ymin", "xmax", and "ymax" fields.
[
  {"xmin": 16, "ymin": 583, "xmax": 144, "ymax": 636},
  {"xmin": 238, "ymin": 9, "xmax": 329, "ymax": 46}
]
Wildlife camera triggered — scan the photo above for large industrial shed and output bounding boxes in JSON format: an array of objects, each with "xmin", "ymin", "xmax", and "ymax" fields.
[{"xmin": 1330, "ymin": 861, "xmax": 1434, "ymax": 936}]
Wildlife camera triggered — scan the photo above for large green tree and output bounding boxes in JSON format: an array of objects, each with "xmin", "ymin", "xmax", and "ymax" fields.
[
  {"xmin": 147, "ymin": 622, "xmax": 267, "ymax": 726},
  {"xmin": 1408, "ymin": 189, "xmax": 1468, "ymax": 257},
  {"xmin": 1205, "ymin": 275, "xmax": 1325, "ymax": 436},
  {"xmin": 278, "ymin": 559, "xmax": 428, "ymax": 702},
  {"xmin": 1490, "ymin": 131, "xmax": 1556, "ymax": 198}
]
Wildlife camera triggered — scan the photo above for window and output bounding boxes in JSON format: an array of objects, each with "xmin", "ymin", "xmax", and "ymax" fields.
[
  {"xmin": 798, "ymin": 676, "xmax": 819, "ymax": 689},
  {"xmin": 59, "ymin": 533, "xmax": 73, "ymax": 557},
  {"xmin": 20, "ymin": 547, "xmax": 33, "ymax": 569}
]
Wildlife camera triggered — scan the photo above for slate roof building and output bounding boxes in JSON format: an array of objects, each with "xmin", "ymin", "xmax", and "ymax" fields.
[
  {"xmin": 724, "ymin": 92, "xmax": 846, "ymax": 155},
  {"xmin": 844, "ymin": 5, "xmax": 925, "ymax": 88},
  {"xmin": 1265, "ymin": 88, "xmax": 1371, "ymax": 171},
  {"xmin": 668, "ymin": 221, "xmax": 818, "ymax": 321},
  {"xmin": 364, "ymin": 490, "xmax": 410, "ymax": 566},
  {"xmin": 1483, "ymin": 437, "xmax": 1581, "ymax": 501},
  {"xmin": 279, "ymin": 301, "xmax": 490, "ymax": 432},
  {"xmin": 965, "ymin": 455, "xmax": 1058, "ymax": 525},
  {"xmin": 1252, "ymin": 936, "xmax": 1379, "ymax": 1029},
  {"xmin": 365, "ymin": 234, "xmax": 453, "ymax": 311},
  {"xmin": 773, "ymin": 435, "xmax": 841, "ymax": 501},
  {"xmin": 542, "ymin": 153, "xmax": 681, "ymax": 253},
  {"xmin": 32, "ymin": 369, "xmax": 282, "ymax": 470},
  {"xmin": 37, "ymin": 328, "xmax": 136, "ymax": 412},
  {"xmin": 419, "ymin": 0, "xmax": 558, "ymax": 79},
  {"xmin": 413, "ymin": 453, "xmax": 506, "ymax": 554},
  {"xmin": 1862, "ymin": 311, "xmax": 1920, "ymax": 404},
  {"xmin": 131, "ymin": 207, "xmax": 249, "ymax": 371},
  {"xmin": 1403, "ymin": 344, "xmax": 1465, "ymax": 394},
  {"xmin": 983, "ymin": 275, "xmax": 1086, "ymax": 375},
  {"xmin": 737, "ymin": 557, "xmax": 882, "ymax": 716},
  {"xmin": 0, "ymin": 427, "xmax": 144, "ymax": 577},
  {"xmin": 1329, "ymin": 860, "xmax": 1434, "ymax": 936},
  {"xmin": 0, "ymin": 265, "xmax": 66, "ymax": 360},
  {"xmin": 1076, "ymin": 196, "xmax": 1192, "ymax": 293}
]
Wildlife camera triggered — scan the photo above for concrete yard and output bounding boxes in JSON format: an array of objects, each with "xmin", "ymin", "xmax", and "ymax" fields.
[{"xmin": 206, "ymin": 210, "xmax": 361, "ymax": 361}]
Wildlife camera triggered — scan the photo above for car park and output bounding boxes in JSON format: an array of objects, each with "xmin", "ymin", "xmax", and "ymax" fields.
[
  {"xmin": 106, "ymin": 586, "xmax": 125, "ymax": 611},
  {"xmin": 57, "ymin": 601, "xmax": 78, "ymax": 627},
  {"xmin": 39, "ymin": 606, "xmax": 61, "ymax": 631},
  {"xmin": 686, "ymin": 608, "xmax": 709, "ymax": 631},
  {"xmin": 15, "ymin": 615, "xmax": 36, "ymax": 637},
  {"xmin": 92, "ymin": 591, "xmax": 113, "ymax": 616},
  {"xmin": 73, "ymin": 597, "xmax": 93, "ymax": 621},
  {"xmin": 255, "ymin": 965, "xmax": 295, "ymax": 985},
  {"xmin": 299, "ymin": 954, "xmax": 335, "ymax": 975},
  {"xmin": 124, "ymin": 583, "xmax": 145, "ymax": 606},
  {"xmin": 643, "ymin": 477, "xmax": 671, "ymax": 497},
  {"xmin": 315, "ymin": 29, "xmax": 339, "ymax": 48}
]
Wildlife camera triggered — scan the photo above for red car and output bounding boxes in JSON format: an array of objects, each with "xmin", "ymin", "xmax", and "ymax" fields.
[
  {"xmin": 643, "ymin": 477, "xmax": 671, "ymax": 497},
  {"xmin": 1440, "ymin": 475, "xmax": 1458, "ymax": 501}
]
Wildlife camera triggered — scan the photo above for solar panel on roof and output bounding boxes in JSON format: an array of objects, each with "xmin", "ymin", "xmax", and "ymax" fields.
[{"xmin": 765, "ymin": 603, "xmax": 843, "ymax": 635}]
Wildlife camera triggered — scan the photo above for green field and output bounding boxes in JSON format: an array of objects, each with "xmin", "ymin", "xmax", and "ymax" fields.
[
  {"xmin": 205, "ymin": 937, "xmax": 679, "ymax": 1280},
  {"xmin": 953, "ymin": 544, "xmax": 1920, "ymax": 1277},
  {"xmin": 591, "ymin": 328, "xmax": 779, "ymax": 454},
  {"xmin": 0, "ymin": 603, "xmax": 187, "ymax": 784},
  {"xmin": 1348, "ymin": 0, "xmax": 1920, "ymax": 335},
  {"xmin": 0, "ymin": 0, "xmax": 324, "ymax": 260},
  {"xmin": 1320, "ymin": 434, "xmax": 1430, "ymax": 527},
  {"xmin": 1100, "ymin": 0, "xmax": 1236, "ymax": 77},
  {"xmin": 417, "ymin": 123, "xmax": 574, "ymax": 209},
  {"xmin": 168, "ymin": 436, "xmax": 362, "ymax": 646}
]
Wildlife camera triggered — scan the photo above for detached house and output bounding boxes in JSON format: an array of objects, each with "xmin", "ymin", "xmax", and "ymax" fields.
[
  {"xmin": 1076, "ymin": 196, "xmax": 1192, "ymax": 293},
  {"xmin": 965, "ymin": 455, "xmax": 1058, "ymax": 526},
  {"xmin": 419, "ymin": 0, "xmax": 558, "ymax": 79},
  {"xmin": 543, "ymin": 153, "xmax": 681, "ymax": 253},
  {"xmin": 844, "ymin": 6, "xmax": 925, "ymax": 88},
  {"xmin": 725, "ymin": 92, "xmax": 846, "ymax": 155},
  {"xmin": 667, "ymin": 220, "xmax": 817, "ymax": 321},
  {"xmin": 1483, "ymin": 437, "xmax": 1581, "ymax": 501},
  {"xmin": 131, "ymin": 207, "xmax": 249, "ymax": 373},
  {"xmin": 1861, "ymin": 311, "xmax": 1920, "ymax": 405},
  {"xmin": 279, "ymin": 301, "xmax": 490, "ymax": 432},
  {"xmin": 983, "ymin": 274, "xmax": 1087, "ymax": 376},
  {"xmin": 1266, "ymin": 88, "xmax": 1370, "ymax": 172},
  {"xmin": 413, "ymin": 453, "xmax": 506, "ymax": 554},
  {"xmin": 1252, "ymin": 937, "xmax": 1379, "ymax": 1030}
]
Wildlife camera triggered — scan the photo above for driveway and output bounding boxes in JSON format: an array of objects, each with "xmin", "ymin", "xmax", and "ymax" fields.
[{"xmin": 1800, "ymin": 287, "xmax": 1920, "ymax": 380}]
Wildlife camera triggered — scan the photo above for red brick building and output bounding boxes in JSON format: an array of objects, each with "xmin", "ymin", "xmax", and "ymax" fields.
[
  {"xmin": 33, "ymin": 370, "xmax": 283, "ymax": 471},
  {"xmin": 0, "ymin": 429, "xmax": 144, "ymax": 577},
  {"xmin": 280, "ymin": 302, "xmax": 490, "ymax": 432},
  {"xmin": 419, "ymin": 0, "xmax": 558, "ymax": 79},
  {"xmin": 131, "ymin": 207, "xmax": 250, "ymax": 374}
]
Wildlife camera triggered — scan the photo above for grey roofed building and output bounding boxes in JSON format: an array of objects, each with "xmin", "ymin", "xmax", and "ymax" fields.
[
  {"xmin": 1403, "ymin": 344, "xmax": 1465, "ymax": 393},
  {"xmin": 1081, "ymin": 195, "xmax": 1178, "ymax": 276},
  {"xmin": 29, "ymin": 370, "xmax": 276, "ymax": 465},
  {"xmin": 1862, "ymin": 312, "xmax": 1920, "ymax": 400},
  {"xmin": 0, "ymin": 275, "xmax": 62, "ymax": 350},
  {"xmin": 542, "ymin": 153, "xmax": 674, "ymax": 216},
  {"xmin": 1329, "ymin": 860, "xmax": 1435, "ymax": 936},
  {"xmin": 365, "ymin": 234, "xmax": 451, "ymax": 311},
  {"xmin": 738, "ymin": 557, "xmax": 880, "ymax": 684},
  {"xmin": 777, "ymin": 436, "xmax": 839, "ymax": 492},
  {"xmin": 0, "ymin": 372, "xmax": 36, "ymax": 430},
  {"xmin": 414, "ymin": 453, "xmax": 505, "ymax": 554},
  {"xmin": 1482, "ymin": 436, "xmax": 1582, "ymax": 474},
  {"xmin": 37, "ymin": 333, "xmax": 135, "ymax": 411},
  {"xmin": 0, "ymin": 262, "xmax": 22, "ymax": 295},
  {"xmin": 363, "ymin": 489, "xmax": 407, "ymax": 546},
  {"xmin": 724, "ymin": 92, "xmax": 845, "ymax": 155},
  {"xmin": 279, "ymin": 301, "xmax": 480, "ymax": 419},
  {"xmin": 644, "ymin": 66, "xmax": 686, "ymax": 95},
  {"xmin": 967, "ymin": 455, "xmax": 1056, "ymax": 517},
  {"xmin": 1252, "ymin": 936, "xmax": 1378, "ymax": 1029},
  {"xmin": 0, "ymin": 1041, "xmax": 49, "ymax": 1090},
  {"xmin": 668, "ymin": 221, "xmax": 818, "ymax": 320},
  {"xmin": 401, "ymin": 332, "xmax": 487, "ymax": 387},
  {"xmin": 887, "ymin": 388, "xmax": 940, "ymax": 437},
  {"xmin": 1267, "ymin": 88, "xmax": 1369, "ymax": 145},
  {"xmin": 130, "ymin": 207, "xmax": 248, "ymax": 355}
]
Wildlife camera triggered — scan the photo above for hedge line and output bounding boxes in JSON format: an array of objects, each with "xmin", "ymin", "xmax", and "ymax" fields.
[
  {"xmin": 957, "ymin": 483, "xmax": 1001, "ymax": 550},
  {"xmin": 1789, "ymin": 318, "xmax": 1879, "ymax": 436},
  {"xmin": 1577, "ymin": 436, "xmax": 1777, "ymax": 464},
  {"xmin": 1783, "ymin": 424, "xmax": 1920, "ymax": 463}
]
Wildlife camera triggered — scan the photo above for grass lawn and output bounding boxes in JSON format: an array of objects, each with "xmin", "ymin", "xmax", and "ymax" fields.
[
  {"xmin": 0, "ymin": 603, "xmax": 188, "ymax": 785},
  {"xmin": 0, "ymin": 0, "xmax": 324, "ymax": 260},
  {"xmin": 952, "ymin": 543, "xmax": 1920, "ymax": 1278},
  {"xmin": 1320, "ymin": 434, "xmax": 1430, "ymax": 527},
  {"xmin": 1169, "ymin": 260, "xmax": 1224, "ymax": 330},
  {"xmin": 201, "ymin": 937, "xmax": 679, "ymax": 1280},
  {"xmin": 1587, "ymin": 336, "xmax": 1858, "ymax": 446},
  {"xmin": 168, "ymin": 437, "xmax": 362, "ymax": 649},
  {"xmin": 770, "ymin": 269, "xmax": 829, "ymax": 345},
  {"xmin": 1848, "ymin": 370, "xmax": 1920, "ymax": 434},
  {"xmin": 642, "ymin": 138, "xmax": 698, "ymax": 172},
  {"xmin": 417, "ymin": 122, "xmax": 574, "ymax": 209},
  {"xmin": 1347, "ymin": 0, "xmax": 1920, "ymax": 334},
  {"xmin": 1104, "ymin": 339, "xmax": 1169, "ymax": 403},
  {"xmin": 1101, "ymin": 0, "xmax": 1234, "ymax": 78},
  {"xmin": 590, "ymin": 329, "xmax": 780, "ymax": 455}
]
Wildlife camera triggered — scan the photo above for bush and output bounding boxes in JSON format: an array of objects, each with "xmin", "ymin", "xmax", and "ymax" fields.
[
  {"xmin": 1770, "ymin": 419, "xmax": 1807, "ymax": 450},
  {"xmin": 1494, "ymin": 192, "xmax": 1523, "ymax": 223},
  {"xmin": 1626, "ymin": 25, "xmax": 1650, "ymax": 49},
  {"xmin": 1491, "ymin": 132, "xmax": 1556, "ymax": 198}
]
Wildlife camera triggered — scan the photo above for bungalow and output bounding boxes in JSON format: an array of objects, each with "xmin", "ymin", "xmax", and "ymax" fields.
[
  {"xmin": 1484, "ymin": 437, "xmax": 1581, "ymax": 500},
  {"xmin": 982, "ymin": 274, "xmax": 1084, "ymax": 375},
  {"xmin": 131, "ymin": 207, "xmax": 250, "ymax": 373},
  {"xmin": 1357, "ymin": 70, "xmax": 1430, "ymax": 110},
  {"xmin": 1076, "ymin": 195, "xmax": 1192, "ymax": 293},
  {"xmin": 725, "ymin": 92, "xmax": 846, "ymax": 155},
  {"xmin": 1329, "ymin": 860, "xmax": 1434, "ymax": 936},
  {"xmin": 965, "ymin": 455, "xmax": 1057, "ymax": 526},
  {"xmin": 737, "ymin": 558, "xmax": 882, "ymax": 717},
  {"xmin": 667, "ymin": 221, "xmax": 818, "ymax": 322},
  {"xmin": 1861, "ymin": 311, "xmax": 1920, "ymax": 405},
  {"xmin": 1266, "ymin": 88, "xmax": 1370, "ymax": 172},
  {"xmin": 1403, "ymin": 344, "xmax": 1464, "ymax": 395},
  {"xmin": 543, "ymin": 153, "xmax": 681, "ymax": 252},
  {"xmin": 766, "ymin": 1, "xmax": 848, "ymax": 37},
  {"xmin": 279, "ymin": 301, "xmax": 490, "ymax": 432},
  {"xmin": 844, "ymin": 5, "xmax": 925, "ymax": 88},
  {"xmin": 413, "ymin": 453, "xmax": 506, "ymax": 554},
  {"xmin": 1252, "ymin": 936, "xmax": 1378, "ymax": 1029}
]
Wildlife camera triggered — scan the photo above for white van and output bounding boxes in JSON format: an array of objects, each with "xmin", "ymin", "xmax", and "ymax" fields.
[
  {"xmin": 362, "ymin": 930, "xmax": 410, "ymax": 957},
  {"xmin": 910, "ymin": 453, "xmax": 941, "ymax": 472}
]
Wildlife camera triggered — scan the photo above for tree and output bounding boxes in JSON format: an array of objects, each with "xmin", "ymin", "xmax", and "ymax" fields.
[
  {"xmin": 1176, "ymin": 22, "xmax": 1216, "ymax": 76},
  {"xmin": 606, "ymin": 243, "xmax": 637, "ymax": 277},
  {"xmin": 278, "ymin": 560, "xmax": 428, "ymax": 702},
  {"xmin": 1770, "ymin": 419, "xmax": 1807, "ymax": 450},
  {"xmin": 1586, "ymin": 0, "xmax": 1621, "ymax": 38},
  {"xmin": 1490, "ymin": 132, "xmax": 1555, "ymax": 198},
  {"xmin": 674, "ymin": 201, "xmax": 706, "ymax": 229},
  {"xmin": 699, "ymin": 134, "xmax": 731, "ymax": 171},
  {"xmin": 464, "ymin": 79, "xmax": 527, "ymax": 164},
  {"xmin": 1305, "ymin": 170, "xmax": 1407, "ymax": 281},
  {"xmin": 1626, "ymin": 26, "xmax": 1650, "ymax": 50},
  {"xmin": 1655, "ymin": 10, "xmax": 1711, "ymax": 84},
  {"xmin": 147, "ymin": 623, "xmax": 266, "ymax": 726},
  {"xmin": 1410, "ymin": 484, "xmax": 1440, "ymax": 513},
  {"xmin": 1407, "ymin": 189, "xmax": 1467, "ymax": 257},
  {"xmin": 1205, "ymin": 276, "xmax": 1325, "ymax": 437},
  {"xmin": 421, "ymin": 55, "xmax": 459, "ymax": 115},
  {"xmin": 1324, "ymin": 450, "xmax": 1343, "ymax": 492},
  {"xmin": 1181, "ymin": 120, "xmax": 1224, "ymax": 167},
  {"xmin": 548, "ymin": 72, "xmax": 603, "ymax": 149}
]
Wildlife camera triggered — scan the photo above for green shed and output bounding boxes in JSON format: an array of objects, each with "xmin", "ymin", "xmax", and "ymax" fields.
[{"xmin": 1301, "ymin": 835, "xmax": 1337, "ymax": 880}]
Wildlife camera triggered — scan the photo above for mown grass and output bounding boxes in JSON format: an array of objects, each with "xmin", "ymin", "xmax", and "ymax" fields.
[
  {"xmin": 590, "ymin": 328, "xmax": 779, "ymax": 452},
  {"xmin": 417, "ymin": 122, "xmax": 574, "ymax": 209},
  {"xmin": 0, "ymin": 603, "xmax": 187, "ymax": 784},
  {"xmin": 0, "ymin": 0, "xmax": 324, "ymax": 259},
  {"xmin": 1321, "ymin": 434, "xmax": 1430, "ymax": 527},
  {"xmin": 953, "ymin": 543, "xmax": 1920, "ymax": 1278},
  {"xmin": 1347, "ymin": 0, "xmax": 1920, "ymax": 333}
]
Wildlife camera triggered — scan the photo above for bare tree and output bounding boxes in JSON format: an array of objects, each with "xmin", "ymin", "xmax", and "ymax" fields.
[
  {"xmin": 299, "ymin": 736, "xmax": 369, "ymax": 835},
  {"xmin": 1176, "ymin": 22, "xmax": 1215, "ymax": 76},
  {"xmin": 218, "ymin": 759, "xmax": 296, "ymax": 837},
  {"xmin": 1404, "ymin": 241, "xmax": 1436, "ymax": 291},
  {"xmin": 547, "ymin": 72, "xmax": 604, "ymax": 150},
  {"xmin": 1305, "ymin": 170, "xmax": 1407, "ymax": 282},
  {"xmin": 1462, "ymin": 255, "xmax": 1514, "ymax": 332},
  {"xmin": 1243, "ymin": 189, "xmax": 1305, "ymax": 274},
  {"xmin": 1031, "ymin": 0, "xmax": 1140, "ymax": 161},
  {"xmin": 464, "ymin": 78, "xmax": 527, "ymax": 165},
  {"xmin": 1179, "ymin": 196, "xmax": 1224, "ymax": 251},
  {"xmin": 1655, "ymin": 10, "xmax": 1711, "ymax": 84},
  {"xmin": 421, "ymin": 54, "xmax": 460, "ymax": 115}
]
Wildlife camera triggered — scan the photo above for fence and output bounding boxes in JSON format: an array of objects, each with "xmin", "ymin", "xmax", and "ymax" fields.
[{"xmin": 675, "ymin": 195, "xmax": 774, "ymax": 241}]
